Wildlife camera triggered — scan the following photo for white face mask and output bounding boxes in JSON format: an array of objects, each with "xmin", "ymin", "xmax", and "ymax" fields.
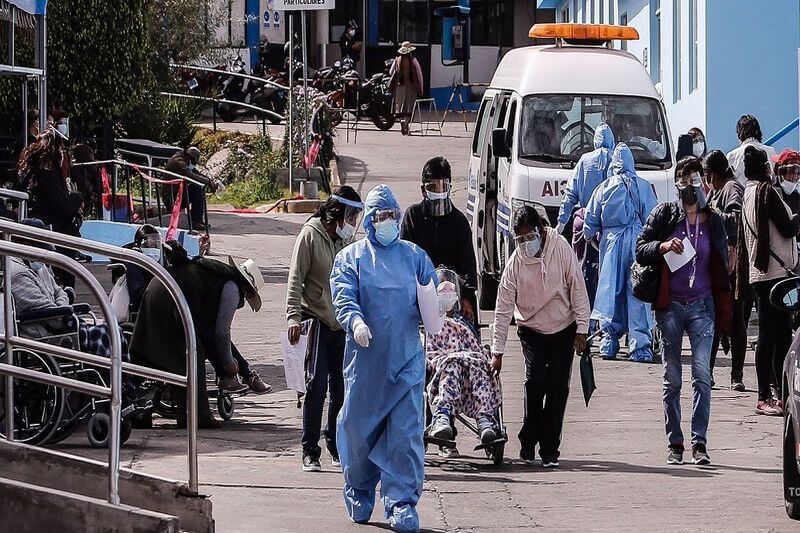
[
  {"xmin": 782, "ymin": 180, "xmax": 798, "ymax": 196},
  {"xmin": 142, "ymin": 247, "xmax": 161, "ymax": 262},
  {"xmin": 336, "ymin": 221, "xmax": 357, "ymax": 242},
  {"xmin": 693, "ymin": 141, "xmax": 705, "ymax": 158},
  {"xmin": 519, "ymin": 236, "xmax": 542, "ymax": 259},
  {"xmin": 426, "ymin": 190, "xmax": 449, "ymax": 201},
  {"xmin": 30, "ymin": 261, "xmax": 44, "ymax": 272}
]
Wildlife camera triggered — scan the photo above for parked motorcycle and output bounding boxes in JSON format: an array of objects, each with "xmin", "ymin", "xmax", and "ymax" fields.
[
  {"xmin": 215, "ymin": 56, "xmax": 288, "ymax": 124},
  {"xmin": 327, "ymin": 59, "xmax": 395, "ymax": 131}
]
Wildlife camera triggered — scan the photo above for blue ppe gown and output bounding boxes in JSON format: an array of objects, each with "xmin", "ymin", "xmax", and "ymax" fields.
[
  {"xmin": 330, "ymin": 184, "xmax": 437, "ymax": 533},
  {"xmin": 583, "ymin": 144, "xmax": 658, "ymax": 361},
  {"xmin": 557, "ymin": 123, "xmax": 616, "ymax": 227}
]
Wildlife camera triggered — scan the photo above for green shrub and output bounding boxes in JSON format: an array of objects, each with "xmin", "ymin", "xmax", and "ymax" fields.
[
  {"xmin": 120, "ymin": 93, "xmax": 202, "ymax": 147},
  {"xmin": 210, "ymin": 134, "xmax": 285, "ymax": 207},
  {"xmin": 192, "ymin": 128, "xmax": 258, "ymax": 159}
]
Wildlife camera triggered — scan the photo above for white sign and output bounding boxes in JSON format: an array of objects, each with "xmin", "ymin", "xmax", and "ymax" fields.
[{"xmin": 274, "ymin": 0, "xmax": 334, "ymax": 11}]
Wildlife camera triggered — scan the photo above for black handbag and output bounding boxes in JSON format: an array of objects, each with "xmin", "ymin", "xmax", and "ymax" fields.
[{"xmin": 631, "ymin": 261, "xmax": 661, "ymax": 303}]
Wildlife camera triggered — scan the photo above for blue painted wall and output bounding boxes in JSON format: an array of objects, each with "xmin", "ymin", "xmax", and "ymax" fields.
[{"xmin": 706, "ymin": 0, "xmax": 800, "ymax": 152}]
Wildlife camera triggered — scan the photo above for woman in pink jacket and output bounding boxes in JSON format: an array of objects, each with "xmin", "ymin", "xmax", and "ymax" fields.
[{"xmin": 490, "ymin": 205, "xmax": 591, "ymax": 468}]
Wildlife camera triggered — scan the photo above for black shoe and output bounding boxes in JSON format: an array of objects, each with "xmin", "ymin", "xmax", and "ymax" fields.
[
  {"xmin": 519, "ymin": 449, "xmax": 536, "ymax": 465},
  {"xmin": 692, "ymin": 443, "xmax": 711, "ymax": 465},
  {"xmin": 302, "ymin": 453, "xmax": 322, "ymax": 472},
  {"xmin": 667, "ymin": 445, "xmax": 684, "ymax": 465},
  {"xmin": 731, "ymin": 380, "xmax": 746, "ymax": 392},
  {"xmin": 541, "ymin": 457, "xmax": 560, "ymax": 468}
]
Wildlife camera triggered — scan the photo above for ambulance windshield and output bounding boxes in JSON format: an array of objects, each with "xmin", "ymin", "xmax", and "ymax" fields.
[{"xmin": 519, "ymin": 94, "xmax": 671, "ymax": 170}]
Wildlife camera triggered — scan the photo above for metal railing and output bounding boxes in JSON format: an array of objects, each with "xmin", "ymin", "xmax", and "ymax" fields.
[
  {"xmin": 0, "ymin": 187, "xmax": 27, "ymax": 219},
  {"xmin": 765, "ymin": 117, "xmax": 800, "ymax": 146},
  {"xmin": 0, "ymin": 218, "xmax": 199, "ymax": 504},
  {"xmin": 170, "ymin": 62, "xmax": 290, "ymax": 91}
]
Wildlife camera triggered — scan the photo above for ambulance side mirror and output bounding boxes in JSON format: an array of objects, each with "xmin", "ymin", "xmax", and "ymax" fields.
[{"xmin": 492, "ymin": 128, "xmax": 510, "ymax": 159}]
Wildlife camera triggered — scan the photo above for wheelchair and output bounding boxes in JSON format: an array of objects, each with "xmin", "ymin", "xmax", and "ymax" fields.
[
  {"xmin": 420, "ymin": 326, "xmax": 508, "ymax": 467},
  {"xmin": 0, "ymin": 290, "xmax": 142, "ymax": 448}
]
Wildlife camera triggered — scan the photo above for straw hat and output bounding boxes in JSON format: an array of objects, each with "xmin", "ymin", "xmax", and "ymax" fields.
[
  {"xmin": 397, "ymin": 41, "xmax": 416, "ymax": 55},
  {"xmin": 228, "ymin": 256, "xmax": 264, "ymax": 312}
]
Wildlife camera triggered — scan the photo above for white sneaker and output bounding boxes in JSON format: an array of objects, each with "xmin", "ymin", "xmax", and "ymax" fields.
[{"xmin": 438, "ymin": 446, "xmax": 459, "ymax": 458}]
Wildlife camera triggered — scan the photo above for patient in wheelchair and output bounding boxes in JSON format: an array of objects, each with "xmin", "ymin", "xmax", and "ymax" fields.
[
  {"xmin": 427, "ymin": 270, "xmax": 501, "ymax": 446},
  {"xmin": 9, "ymin": 218, "xmax": 129, "ymax": 360}
]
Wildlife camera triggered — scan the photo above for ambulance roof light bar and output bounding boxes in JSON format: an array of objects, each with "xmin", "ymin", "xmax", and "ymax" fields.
[{"xmin": 529, "ymin": 23, "xmax": 640, "ymax": 46}]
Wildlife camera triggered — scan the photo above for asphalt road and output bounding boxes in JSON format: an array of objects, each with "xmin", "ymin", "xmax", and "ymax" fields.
[{"xmin": 59, "ymin": 121, "xmax": 794, "ymax": 532}]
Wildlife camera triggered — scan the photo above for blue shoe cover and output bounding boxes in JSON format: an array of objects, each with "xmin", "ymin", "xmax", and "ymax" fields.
[{"xmin": 388, "ymin": 504, "xmax": 419, "ymax": 533}]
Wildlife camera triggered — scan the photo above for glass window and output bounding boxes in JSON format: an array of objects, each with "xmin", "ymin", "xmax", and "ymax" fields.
[
  {"xmin": 561, "ymin": 7, "xmax": 570, "ymax": 22},
  {"xmin": 518, "ymin": 94, "xmax": 672, "ymax": 169},
  {"xmin": 400, "ymin": 0, "xmax": 428, "ymax": 43},
  {"xmin": 599, "ymin": 0, "xmax": 604, "ymax": 23},
  {"xmin": 472, "ymin": 99, "xmax": 491, "ymax": 156},
  {"xmin": 673, "ymin": 0, "xmax": 681, "ymax": 102},
  {"xmin": 469, "ymin": 0, "xmax": 514, "ymax": 46},
  {"xmin": 590, "ymin": 0, "xmax": 595, "ymax": 23}
]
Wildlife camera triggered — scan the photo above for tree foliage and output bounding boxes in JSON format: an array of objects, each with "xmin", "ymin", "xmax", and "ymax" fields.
[{"xmin": 46, "ymin": 0, "xmax": 151, "ymax": 126}]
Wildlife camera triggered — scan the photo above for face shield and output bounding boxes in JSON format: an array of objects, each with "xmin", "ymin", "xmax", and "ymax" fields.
[
  {"xmin": 423, "ymin": 179, "xmax": 452, "ymax": 217},
  {"xmin": 675, "ymin": 171, "xmax": 703, "ymax": 191},
  {"xmin": 331, "ymin": 194, "xmax": 365, "ymax": 241},
  {"xmin": 140, "ymin": 233, "xmax": 163, "ymax": 262},
  {"xmin": 514, "ymin": 228, "xmax": 542, "ymax": 259},
  {"xmin": 436, "ymin": 268, "xmax": 461, "ymax": 314}
]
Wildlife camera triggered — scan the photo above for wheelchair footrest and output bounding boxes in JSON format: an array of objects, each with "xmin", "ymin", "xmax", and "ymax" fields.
[{"xmin": 473, "ymin": 436, "xmax": 508, "ymax": 452}]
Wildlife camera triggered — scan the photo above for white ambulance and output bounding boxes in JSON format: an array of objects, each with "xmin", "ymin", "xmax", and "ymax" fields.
[{"xmin": 467, "ymin": 23, "xmax": 676, "ymax": 311}]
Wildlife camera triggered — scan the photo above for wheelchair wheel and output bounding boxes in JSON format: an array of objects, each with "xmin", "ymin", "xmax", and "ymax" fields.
[
  {"xmin": 87, "ymin": 412, "xmax": 132, "ymax": 448},
  {"xmin": 217, "ymin": 394, "xmax": 235, "ymax": 421},
  {"xmin": 485, "ymin": 442, "xmax": 505, "ymax": 466},
  {"xmin": 0, "ymin": 349, "xmax": 65, "ymax": 445}
]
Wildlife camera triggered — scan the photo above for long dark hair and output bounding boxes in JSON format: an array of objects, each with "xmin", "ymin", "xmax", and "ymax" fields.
[
  {"xmin": 312, "ymin": 185, "xmax": 362, "ymax": 224},
  {"xmin": 17, "ymin": 130, "xmax": 59, "ymax": 177}
]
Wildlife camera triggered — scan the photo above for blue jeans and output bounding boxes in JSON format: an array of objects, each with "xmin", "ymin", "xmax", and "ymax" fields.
[{"xmin": 655, "ymin": 297, "xmax": 715, "ymax": 448}]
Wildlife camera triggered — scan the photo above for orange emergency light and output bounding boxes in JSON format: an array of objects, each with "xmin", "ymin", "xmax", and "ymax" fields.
[{"xmin": 529, "ymin": 23, "xmax": 640, "ymax": 42}]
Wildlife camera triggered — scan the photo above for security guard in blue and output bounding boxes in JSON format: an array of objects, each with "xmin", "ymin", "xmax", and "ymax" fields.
[
  {"xmin": 584, "ymin": 143, "xmax": 658, "ymax": 362},
  {"xmin": 330, "ymin": 184, "xmax": 437, "ymax": 533}
]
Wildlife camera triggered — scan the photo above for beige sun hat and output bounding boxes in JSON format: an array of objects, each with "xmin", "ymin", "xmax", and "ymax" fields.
[
  {"xmin": 397, "ymin": 41, "xmax": 416, "ymax": 55},
  {"xmin": 228, "ymin": 256, "xmax": 264, "ymax": 312}
]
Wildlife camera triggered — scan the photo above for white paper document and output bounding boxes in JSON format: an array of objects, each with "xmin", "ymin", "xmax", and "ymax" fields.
[
  {"xmin": 664, "ymin": 237, "xmax": 696, "ymax": 273},
  {"xmin": 281, "ymin": 324, "xmax": 311, "ymax": 393},
  {"xmin": 417, "ymin": 280, "xmax": 444, "ymax": 335}
]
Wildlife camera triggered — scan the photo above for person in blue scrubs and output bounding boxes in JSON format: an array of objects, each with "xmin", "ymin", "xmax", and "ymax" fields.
[
  {"xmin": 330, "ymin": 184, "xmax": 437, "ymax": 533},
  {"xmin": 584, "ymin": 143, "xmax": 658, "ymax": 362},
  {"xmin": 556, "ymin": 123, "xmax": 615, "ymax": 307}
]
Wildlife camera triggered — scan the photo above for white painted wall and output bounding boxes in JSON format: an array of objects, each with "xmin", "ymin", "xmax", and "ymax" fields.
[{"xmin": 429, "ymin": 45, "xmax": 505, "ymax": 88}]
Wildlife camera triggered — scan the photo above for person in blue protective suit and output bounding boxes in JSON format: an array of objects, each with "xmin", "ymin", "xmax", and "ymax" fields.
[
  {"xmin": 584, "ymin": 143, "xmax": 658, "ymax": 362},
  {"xmin": 556, "ymin": 122, "xmax": 615, "ymax": 307},
  {"xmin": 330, "ymin": 184, "xmax": 438, "ymax": 533}
]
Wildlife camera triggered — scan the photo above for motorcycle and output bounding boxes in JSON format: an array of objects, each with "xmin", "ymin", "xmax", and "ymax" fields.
[
  {"xmin": 326, "ymin": 59, "xmax": 395, "ymax": 131},
  {"xmin": 215, "ymin": 56, "xmax": 288, "ymax": 124}
]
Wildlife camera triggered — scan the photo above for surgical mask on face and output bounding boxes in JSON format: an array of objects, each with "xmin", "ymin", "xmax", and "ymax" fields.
[
  {"xmin": 374, "ymin": 219, "xmax": 400, "ymax": 246},
  {"xmin": 438, "ymin": 292, "xmax": 459, "ymax": 315},
  {"xmin": 142, "ymin": 247, "xmax": 161, "ymax": 262},
  {"xmin": 336, "ymin": 221, "xmax": 357, "ymax": 242},
  {"xmin": 680, "ymin": 185, "xmax": 707, "ymax": 209},
  {"xmin": 519, "ymin": 236, "xmax": 542, "ymax": 259},
  {"xmin": 30, "ymin": 261, "xmax": 44, "ymax": 272},
  {"xmin": 347, "ymin": 29, "xmax": 356, "ymax": 37},
  {"xmin": 692, "ymin": 140, "xmax": 705, "ymax": 158},
  {"xmin": 782, "ymin": 180, "xmax": 798, "ymax": 196}
]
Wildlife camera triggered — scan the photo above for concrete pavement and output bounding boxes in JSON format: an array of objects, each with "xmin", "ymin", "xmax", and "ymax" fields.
[{"xmin": 57, "ymin": 121, "xmax": 794, "ymax": 532}]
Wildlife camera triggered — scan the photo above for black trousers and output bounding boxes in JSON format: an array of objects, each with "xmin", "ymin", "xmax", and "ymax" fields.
[
  {"xmin": 710, "ymin": 276, "xmax": 752, "ymax": 383},
  {"xmin": 301, "ymin": 322, "xmax": 345, "ymax": 457},
  {"xmin": 518, "ymin": 322, "xmax": 576, "ymax": 461},
  {"xmin": 753, "ymin": 278, "xmax": 792, "ymax": 401}
]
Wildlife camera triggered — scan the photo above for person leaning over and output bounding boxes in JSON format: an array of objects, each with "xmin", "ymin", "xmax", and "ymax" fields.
[{"xmin": 490, "ymin": 205, "xmax": 590, "ymax": 468}]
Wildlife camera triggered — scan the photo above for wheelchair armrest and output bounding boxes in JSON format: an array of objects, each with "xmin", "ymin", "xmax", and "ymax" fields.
[
  {"xmin": 17, "ymin": 306, "xmax": 74, "ymax": 321},
  {"xmin": 64, "ymin": 287, "xmax": 76, "ymax": 304},
  {"xmin": 71, "ymin": 303, "xmax": 92, "ymax": 314}
]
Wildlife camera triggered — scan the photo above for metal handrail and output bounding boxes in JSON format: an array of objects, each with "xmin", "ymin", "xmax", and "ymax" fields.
[
  {"xmin": 71, "ymin": 158, "xmax": 207, "ymax": 187},
  {"xmin": 0, "ymin": 218, "xmax": 199, "ymax": 497},
  {"xmin": 1, "ymin": 239, "xmax": 122, "ymax": 504},
  {"xmin": 170, "ymin": 62, "xmax": 290, "ymax": 91},
  {"xmin": 159, "ymin": 91, "xmax": 285, "ymax": 123},
  {"xmin": 765, "ymin": 117, "xmax": 800, "ymax": 146},
  {"xmin": 0, "ymin": 187, "xmax": 28, "ymax": 219}
]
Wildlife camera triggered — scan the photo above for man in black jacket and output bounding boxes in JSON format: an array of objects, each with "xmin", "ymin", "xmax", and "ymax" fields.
[{"xmin": 401, "ymin": 157, "xmax": 478, "ymax": 325}]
